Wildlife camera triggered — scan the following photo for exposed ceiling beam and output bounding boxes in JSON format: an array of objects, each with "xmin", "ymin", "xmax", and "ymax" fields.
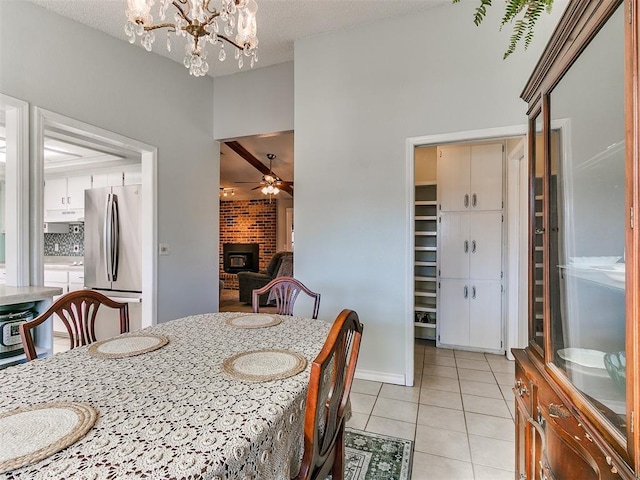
[{"xmin": 224, "ymin": 140, "xmax": 294, "ymax": 196}]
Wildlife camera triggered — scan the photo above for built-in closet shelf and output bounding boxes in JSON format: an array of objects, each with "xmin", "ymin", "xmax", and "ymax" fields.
[
  {"xmin": 414, "ymin": 322, "xmax": 437, "ymax": 329},
  {"xmin": 414, "ymin": 306, "xmax": 437, "ymax": 313},
  {"xmin": 415, "ymin": 291, "xmax": 437, "ymax": 297},
  {"xmin": 414, "ymin": 182, "xmax": 438, "ymax": 341}
]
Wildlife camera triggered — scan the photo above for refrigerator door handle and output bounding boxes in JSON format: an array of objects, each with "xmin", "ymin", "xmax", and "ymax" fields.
[
  {"xmin": 112, "ymin": 194, "xmax": 120, "ymax": 282},
  {"xmin": 104, "ymin": 194, "xmax": 113, "ymax": 282}
]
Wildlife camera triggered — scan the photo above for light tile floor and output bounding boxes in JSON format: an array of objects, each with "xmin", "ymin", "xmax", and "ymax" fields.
[{"xmin": 347, "ymin": 340, "xmax": 516, "ymax": 480}]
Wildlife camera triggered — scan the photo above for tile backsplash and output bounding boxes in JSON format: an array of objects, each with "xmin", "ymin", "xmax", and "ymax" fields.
[{"xmin": 44, "ymin": 223, "xmax": 84, "ymax": 256}]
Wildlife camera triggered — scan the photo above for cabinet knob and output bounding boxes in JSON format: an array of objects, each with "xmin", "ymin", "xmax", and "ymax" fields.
[
  {"xmin": 463, "ymin": 285, "xmax": 468, "ymax": 299},
  {"xmin": 471, "ymin": 240, "xmax": 476, "ymax": 253},
  {"xmin": 464, "ymin": 194, "xmax": 469, "ymax": 208},
  {"xmin": 472, "ymin": 193, "xmax": 477, "ymax": 207},
  {"xmin": 464, "ymin": 240, "xmax": 469, "ymax": 253}
]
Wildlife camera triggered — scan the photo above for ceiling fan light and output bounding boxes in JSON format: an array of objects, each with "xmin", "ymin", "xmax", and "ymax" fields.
[
  {"xmin": 261, "ymin": 186, "xmax": 269, "ymax": 195},
  {"xmin": 272, "ymin": 187, "xmax": 280, "ymax": 195}
]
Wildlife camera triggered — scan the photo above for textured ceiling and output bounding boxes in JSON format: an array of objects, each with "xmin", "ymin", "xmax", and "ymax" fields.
[
  {"xmin": 26, "ymin": 0, "xmax": 449, "ymax": 199},
  {"xmin": 28, "ymin": 0, "xmax": 449, "ymax": 79}
]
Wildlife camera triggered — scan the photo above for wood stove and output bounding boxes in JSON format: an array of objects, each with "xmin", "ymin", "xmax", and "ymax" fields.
[{"xmin": 223, "ymin": 243, "xmax": 259, "ymax": 273}]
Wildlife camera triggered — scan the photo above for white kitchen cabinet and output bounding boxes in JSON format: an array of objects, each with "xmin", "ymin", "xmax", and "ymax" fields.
[
  {"xmin": 68, "ymin": 270, "xmax": 85, "ymax": 292},
  {"xmin": 44, "ymin": 269, "xmax": 70, "ymax": 334},
  {"xmin": 92, "ymin": 166, "xmax": 141, "ymax": 188},
  {"xmin": 439, "ymin": 212, "xmax": 503, "ymax": 280},
  {"xmin": 124, "ymin": 168, "xmax": 142, "ymax": 185},
  {"xmin": 437, "ymin": 143, "xmax": 503, "ymax": 212},
  {"xmin": 92, "ymin": 172, "xmax": 124, "ymax": 188},
  {"xmin": 438, "ymin": 279, "xmax": 502, "ymax": 350},
  {"xmin": 44, "ymin": 178, "xmax": 67, "ymax": 211},
  {"xmin": 44, "ymin": 175, "xmax": 91, "ymax": 222}
]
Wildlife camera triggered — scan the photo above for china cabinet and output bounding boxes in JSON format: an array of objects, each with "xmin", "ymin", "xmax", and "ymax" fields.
[{"xmin": 514, "ymin": 1, "xmax": 640, "ymax": 479}]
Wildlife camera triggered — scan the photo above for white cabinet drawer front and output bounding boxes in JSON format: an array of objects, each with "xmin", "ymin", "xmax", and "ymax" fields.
[
  {"xmin": 69, "ymin": 271, "xmax": 85, "ymax": 284},
  {"xmin": 44, "ymin": 270, "xmax": 68, "ymax": 283}
]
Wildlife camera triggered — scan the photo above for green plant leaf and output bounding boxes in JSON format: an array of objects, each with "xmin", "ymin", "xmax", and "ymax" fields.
[{"xmin": 455, "ymin": 0, "xmax": 554, "ymax": 58}]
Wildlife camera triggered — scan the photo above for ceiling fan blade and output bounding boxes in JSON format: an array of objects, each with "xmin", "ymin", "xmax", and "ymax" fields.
[
  {"xmin": 251, "ymin": 185, "xmax": 263, "ymax": 190},
  {"xmin": 234, "ymin": 181, "xmax": 260, "ymax": 184}
]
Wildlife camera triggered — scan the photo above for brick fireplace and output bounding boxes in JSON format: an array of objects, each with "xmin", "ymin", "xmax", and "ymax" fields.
[{"xmin": 219, "ymin": 199, "xmax": 277, "ymax": 289}]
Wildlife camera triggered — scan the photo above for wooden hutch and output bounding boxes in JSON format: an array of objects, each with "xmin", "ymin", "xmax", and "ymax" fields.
[{"xmin": 514, "ymin": 0, "xmax": 640, "ymax": 479}]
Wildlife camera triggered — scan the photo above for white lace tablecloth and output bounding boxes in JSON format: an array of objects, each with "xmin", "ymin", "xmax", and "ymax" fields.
[{"xmin": 0, "ymin": 313, "xmax": 331, "ymax": 479}]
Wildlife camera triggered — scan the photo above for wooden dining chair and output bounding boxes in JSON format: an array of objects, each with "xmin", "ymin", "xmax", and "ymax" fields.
[
  {"xmin": 252, "ymin": 276, "xmax": 321, "ymax": 319},
  {"xmin": 294, "ymin": 309, "xmax": 363, "ymax": 480},
  {"xmin": 19, "ymin": 289, "xmax": 130, "ymax": 361}
]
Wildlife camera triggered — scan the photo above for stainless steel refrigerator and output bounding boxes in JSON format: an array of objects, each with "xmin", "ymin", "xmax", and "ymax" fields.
[{"xmin": 84, "ymin": 185, "xmax": 142, "ymax": 294}]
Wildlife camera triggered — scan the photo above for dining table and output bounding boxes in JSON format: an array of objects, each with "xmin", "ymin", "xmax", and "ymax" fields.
[{"xmin": 0, "ymin": 312, "xmax": 332, "ymax": 479}]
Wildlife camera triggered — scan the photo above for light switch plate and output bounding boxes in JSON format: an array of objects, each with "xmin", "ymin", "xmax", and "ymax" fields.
[{"xmin": 159, "ymin": 243, "xmax": 170, "ymax": 256}]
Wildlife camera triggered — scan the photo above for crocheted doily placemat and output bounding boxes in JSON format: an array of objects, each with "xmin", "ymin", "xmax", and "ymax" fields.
[
  {"xmin": 87, "ymin": 334, "xmax": 169, "ymax": 359},
  {"xmin": 0, "ymin": 402, "xmax": 97, "ymax": 474},
  {"xmin": 225, "ymin": 314, "xmax": 282, "ymax": 329},
  {"xmin": 222, "ymin": 349, "xmax": 307, "ymax": 382}
]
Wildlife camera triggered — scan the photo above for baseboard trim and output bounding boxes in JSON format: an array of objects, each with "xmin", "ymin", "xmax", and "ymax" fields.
[{"xmin": 355, "ymin": 369, "xmax": 406, "ymax": 386}]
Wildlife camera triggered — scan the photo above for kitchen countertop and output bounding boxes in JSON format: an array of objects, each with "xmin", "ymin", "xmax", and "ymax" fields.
[
  {"xmin": 44, "ymin": 264, "xmax": 84, "ymax": 271},
  {"xmin": 0, "ymin": 285, "xmax": 63, "ymax": 306}
]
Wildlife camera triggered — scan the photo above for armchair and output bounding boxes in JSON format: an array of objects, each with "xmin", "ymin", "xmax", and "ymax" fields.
[{"xmin": 237, "ymin": 251, "xmax": 293, "ymax": 304}]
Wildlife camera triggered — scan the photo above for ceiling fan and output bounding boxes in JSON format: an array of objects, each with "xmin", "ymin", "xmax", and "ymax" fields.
[{"xmin": 235, "ymin": 153, "xmax": 293, "ymax": 196}]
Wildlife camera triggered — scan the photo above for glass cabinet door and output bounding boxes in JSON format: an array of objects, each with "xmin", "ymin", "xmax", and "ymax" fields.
[{"xmin": 548, "ymin": 3, "xmax": 626, "ymax": 437}]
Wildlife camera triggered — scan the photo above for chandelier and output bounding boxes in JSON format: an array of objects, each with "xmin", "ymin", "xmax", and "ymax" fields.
[{"xmin": 125, "ymin": 0, "xmax": 258, "ymax": 77}]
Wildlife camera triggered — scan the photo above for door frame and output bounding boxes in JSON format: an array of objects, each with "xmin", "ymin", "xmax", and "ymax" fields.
[
  {"xmin": 32, "ymin": 107, "xmax": 158, "ymax": 329},
  {"xmin": 405, "ymin": 124, "xmax": 528, "ymax": 386}
]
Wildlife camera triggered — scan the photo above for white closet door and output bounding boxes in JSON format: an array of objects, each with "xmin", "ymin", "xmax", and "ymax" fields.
[
  {"xmin": 470, "ymin": 144, "xmax": 503, "ymax": 211},
  {"xmin": 468, "ymin": 280, "xmax": 502, "ymax": 350},
  {"xmin": 469, "ymin": 212, "xmax": 502, "ymax": 280},
  {"xmin": 437, "ymin": 145, "xmax": 470, "ymax": 212},
  {"xmin": 438, "ymin": 279, "xmax": 470, "ymax": 347},
  {"xmin": 439, "ymin": 213, "xmax": 470, "ymax": 279}
]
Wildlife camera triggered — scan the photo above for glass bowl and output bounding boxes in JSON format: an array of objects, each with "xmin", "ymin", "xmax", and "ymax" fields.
[{"xmin": 603, "ymin": 351, "xmax": 626, "ymax": 391}]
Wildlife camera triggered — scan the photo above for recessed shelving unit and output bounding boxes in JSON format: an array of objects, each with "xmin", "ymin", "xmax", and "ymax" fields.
[{"xmin": 414, "ymin": 182, "xmax": 437, "ymax": 340}]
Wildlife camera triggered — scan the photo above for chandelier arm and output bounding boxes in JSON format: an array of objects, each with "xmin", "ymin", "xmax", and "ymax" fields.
[
  {"xmin": 216, "ymin": 34, "xmax": 245, "ymax": 51},
  {"xmin": 203, "ymin": 0, "xmax": 217, "ymax": 15},
  {"xmin": 144, "ymin": 22, "xmax": 177, "ymax": 32},
  {"xmin": 171, "ymin": 1, "xmax": 191, "ymax": 23}
]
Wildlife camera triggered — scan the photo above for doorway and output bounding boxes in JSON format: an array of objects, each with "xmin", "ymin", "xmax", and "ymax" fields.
[
  {"xmin": 406, "ymin": 125, "xmax": 528, "ymax": 386},
  {"xmin": 33, "ymin": 108, "xmax": 157, "ymax": 330}
]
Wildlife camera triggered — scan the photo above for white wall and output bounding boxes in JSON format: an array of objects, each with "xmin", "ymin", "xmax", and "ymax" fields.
[
  {"xmin": 213, "ymin": 62, "xmax": 294, "ymax": 140},
  {"xmin": 294, "ymin": 2, "xmax": 566, "ymax": 382},
  {"xmin": 0, "ymin": 1, "xmax": 218, "ymax": 322}
]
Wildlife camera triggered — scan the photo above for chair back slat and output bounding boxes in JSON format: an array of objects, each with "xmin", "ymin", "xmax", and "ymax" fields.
[
  {"xmin": 19, "ymin": 290, "xmax": 130, "ymax": 361},
  {"xmin": 252, "ymin": 277, "xmax": 321, "ymax": 319},
  {"xmin": 295, "ymin": 309, "xmax": 363, "ymax": 480}
]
